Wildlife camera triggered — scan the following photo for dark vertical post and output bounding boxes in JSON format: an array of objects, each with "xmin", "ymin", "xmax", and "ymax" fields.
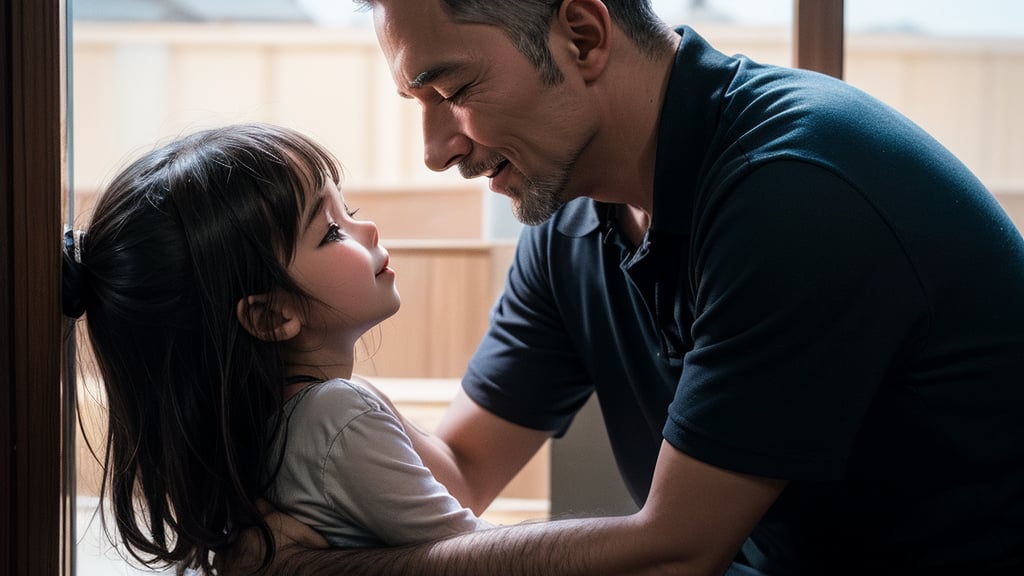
[
  {"xmin": 794, "ymin": 0, "xmax": 845, "ymax": 78},
  {"xmin": 0, "ymin": 0, "xmax": 67, "ymax": 574}
]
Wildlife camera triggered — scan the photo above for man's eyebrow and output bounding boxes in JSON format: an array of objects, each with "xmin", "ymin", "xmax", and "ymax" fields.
[{"xmin": 406, "ymin": 62, "xmax": 463, "ymax": 92}]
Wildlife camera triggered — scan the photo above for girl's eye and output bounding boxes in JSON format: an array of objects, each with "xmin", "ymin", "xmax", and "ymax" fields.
[
  {"xmin": 321, "ymin": 223, "xmax": 345, "ymax": 245},
  {"xmin": 345, "ymin": 205, "xmax": 359, "ymax": 218}
]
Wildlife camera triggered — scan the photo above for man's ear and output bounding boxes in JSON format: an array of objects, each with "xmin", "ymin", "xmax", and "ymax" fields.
[
  {"xmin": 236, "ymin": 293, "xmax": 302, "ymax": 342},
  {"xmin": 558, "ymin": 0, "xmax": 611, "ymax": 83}
]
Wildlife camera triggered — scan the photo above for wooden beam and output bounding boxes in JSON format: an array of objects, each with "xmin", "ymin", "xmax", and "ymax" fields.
[
  {"xmin": 794, "ymin": 0, "xmax": 845, "ymax": 78},
  {"xmin": 0, "ymin": 0, "xmax": 67, "ymax": 574}
]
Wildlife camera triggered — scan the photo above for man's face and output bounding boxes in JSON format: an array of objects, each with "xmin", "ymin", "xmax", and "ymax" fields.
[{"xmin": 372, "ymin": 0, "xmax": 597, "ymax": 225}]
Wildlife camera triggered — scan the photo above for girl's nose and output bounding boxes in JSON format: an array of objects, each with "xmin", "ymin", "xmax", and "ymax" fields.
[{"xmin": 357, "ymin": 219, "xmax": 380, "ymax": 247}]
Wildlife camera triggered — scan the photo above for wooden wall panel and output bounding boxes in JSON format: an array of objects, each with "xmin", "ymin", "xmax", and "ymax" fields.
[
  {"xmin": 72, "ymin": 23, "xmax": 1024, "ymax": 207},
  {"xmin": 71, "ymin": 23, "xmax": 462, "ymax": 191},
  {"xmin": 902, "ymin": 54, "xmax": 987, "ymax": 173},
  {"xmin": 699, "ymin": 26, "xmax": 791, "ymax": 66},
  {"xmin": 995, "ymin": 193, "xmax": 1024, "ymax": 232},
  {"xmin": 344, "ymin": 185, "xmax": 485, "ymax": 240},
  {"xmin": 173, "ymin": 46, "xmax": 267, "ymax": 128},
  {"xmin": 989, "ymin": 55, "xmax": 1024, "ymax": 187},
  {"xmin": 270, "ymin": 47, "xmax": 375, "ymax": 173},
  {"xmin": 72, "ymin": 183, "xmax": 485, "ymax": 240},
  {"xmin": 69, "ymin": 44, "xmax": 118, "ymax": 189},
  {"xmin": 357, "ymin": 243, "xmax": 515, "ymax": 378}
]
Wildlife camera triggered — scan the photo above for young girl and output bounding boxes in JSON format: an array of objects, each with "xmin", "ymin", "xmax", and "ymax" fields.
[{"xmin": 62, "ymin": 123, "xmax": 490, "ymax": 574}]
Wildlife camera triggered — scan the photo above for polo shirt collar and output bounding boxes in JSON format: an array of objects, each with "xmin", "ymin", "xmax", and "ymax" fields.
[
  {"xmin": 554, "ymin": 197, "xmax": 606, "ymax": 238},
  {"xmin": 554, "ymin": 27, "xmax": 735, "ymax": 241},
  {"xmin": 651, "ymin": 26, "xmax": 737, "ymax": 236}
]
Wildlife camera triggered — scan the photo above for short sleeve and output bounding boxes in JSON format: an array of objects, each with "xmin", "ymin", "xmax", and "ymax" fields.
[
  {"xmin": 665, "ymin": 160, "xmax": 928, "ymax": 480},
  {"xmin": 320, "ymin": 403, "xmax": 490, "ymax": 545},
  {"xmin": 463, "ymin": 222, "xmax": 593, "ymax": 433}
]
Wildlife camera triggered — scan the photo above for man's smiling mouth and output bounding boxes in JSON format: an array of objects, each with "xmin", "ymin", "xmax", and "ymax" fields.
[{"xmin": 488, "ymin": 159, "xmax": 510, "ymax": 179}]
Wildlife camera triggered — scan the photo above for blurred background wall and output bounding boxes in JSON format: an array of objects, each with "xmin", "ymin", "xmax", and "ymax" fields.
[{"xmin": 67, "ymin": 2, "xmax": 1024, "ymax": 570}]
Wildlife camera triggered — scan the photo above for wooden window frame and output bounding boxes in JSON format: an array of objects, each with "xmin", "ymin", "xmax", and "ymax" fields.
[
  {"xmin": 1, "ymin": 0, "xmax": 67, "ymax": 575},
  {"xmin": 795, "ymin": 0, "xmax": 845, "ymax": 78}
]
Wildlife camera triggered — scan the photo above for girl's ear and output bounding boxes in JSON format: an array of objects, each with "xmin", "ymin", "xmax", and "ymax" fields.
[{"xmin": 236, "ymin": 293, "xmax": 302, "ymax": 342}]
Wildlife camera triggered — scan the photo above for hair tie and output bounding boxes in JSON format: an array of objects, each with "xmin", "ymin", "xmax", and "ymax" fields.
[
  {"xmin": 73, "ymin": 229, "xmax": 85, "ymax": 263},
  {"xmin": 62, "ymin": 227, "xmax": 91, "ymax": 318}
]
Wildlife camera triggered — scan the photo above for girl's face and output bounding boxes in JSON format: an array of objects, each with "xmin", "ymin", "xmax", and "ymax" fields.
[{"xmin": 285, "ymin": 178, "xmax": 400, "ymax": 343}]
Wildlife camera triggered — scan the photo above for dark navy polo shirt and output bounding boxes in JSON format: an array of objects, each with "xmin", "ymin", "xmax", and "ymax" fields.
[{"xmin": 464, "ymin": 26, "xmax": 1024, "ymax": 573}]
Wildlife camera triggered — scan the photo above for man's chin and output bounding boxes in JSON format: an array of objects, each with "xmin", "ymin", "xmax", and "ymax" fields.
[{"xmin": 511, "ymin": 198, "xmax": 561, "ymax": 226}]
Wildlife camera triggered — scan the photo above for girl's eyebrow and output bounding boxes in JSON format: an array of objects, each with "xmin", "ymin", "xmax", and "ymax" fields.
[{"xmin": 304, "ymin": 194, "xmax": 326, "ymax": 230}]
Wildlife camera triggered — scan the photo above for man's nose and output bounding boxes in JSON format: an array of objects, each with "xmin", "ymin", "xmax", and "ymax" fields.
[{"xmin": 422, "ymin": 105, "xmax": 471, "ymax": 172}]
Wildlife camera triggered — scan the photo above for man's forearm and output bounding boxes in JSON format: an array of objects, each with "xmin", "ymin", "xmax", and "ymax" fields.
[
  {"xmin": 259, "ymin": 517, "xmax": 657, "ymax": 576},
  {"xmin": 229, "ymin": 442, "xmax": 779, "ymax": 576}
]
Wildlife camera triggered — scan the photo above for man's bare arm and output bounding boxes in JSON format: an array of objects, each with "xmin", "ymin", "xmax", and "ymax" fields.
[
  {"xmin": 229, "ymin": 441, "xmax": 786, "ymax": 576},
  {"xmin": 253, "ymin": 519, "xmax": 613, "ymax": 576},
  {"xmin": 432, "ymin": 390, "xmax": 551, "ymax": 513}
]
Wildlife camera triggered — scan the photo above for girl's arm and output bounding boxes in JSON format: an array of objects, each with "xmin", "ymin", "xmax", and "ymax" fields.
[
  {"xmin": 354, "ymin": 377, "xmax": 550, "ymax": 515},
  {"xmin": 311, "ymin": 381, "xmax": 491, "ymax": 546},
  {"xmin": 350, "ymin": 375, "xmax": 482, "ymax": 513}
]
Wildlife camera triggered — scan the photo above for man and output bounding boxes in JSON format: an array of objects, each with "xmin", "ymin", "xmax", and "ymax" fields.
[{"xmin": 234, "ymin": 0, "xmax": 1024, "ymax": 573}]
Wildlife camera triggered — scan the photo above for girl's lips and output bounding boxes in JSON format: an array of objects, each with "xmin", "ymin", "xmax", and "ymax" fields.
[{"xmin": 376, "ymin": 255, "xmax": 391, "ymax": 276}]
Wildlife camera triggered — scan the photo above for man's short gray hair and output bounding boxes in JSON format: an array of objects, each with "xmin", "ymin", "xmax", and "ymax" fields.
[{"xmin": 354, "ymin": 0, "xmax": 673, "ymax": 85}]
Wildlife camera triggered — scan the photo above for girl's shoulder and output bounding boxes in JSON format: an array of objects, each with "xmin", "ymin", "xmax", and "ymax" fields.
[
  {"xmin": 288, "ymin": 377, "xmax": 393, "ymax": 420},
  {"xmin": 280, "ymin": 378, "xmax": 407, "ymax": 455}
]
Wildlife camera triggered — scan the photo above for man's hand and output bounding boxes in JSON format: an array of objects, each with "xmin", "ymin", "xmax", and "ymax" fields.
[{"xmin": 215, "ymin": 500, "xmax": 328, "ymax": 575}]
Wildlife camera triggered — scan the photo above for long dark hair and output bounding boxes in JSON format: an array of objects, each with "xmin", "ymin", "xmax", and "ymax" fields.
[{"xmin": 62, "ymin": 123, "xmax": 342, "ymax": 574}]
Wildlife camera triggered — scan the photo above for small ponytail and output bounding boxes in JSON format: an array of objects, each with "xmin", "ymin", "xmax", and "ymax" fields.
[{"xmin": 62, "ymin": 227, "xmax": 91, "ymax": 319}]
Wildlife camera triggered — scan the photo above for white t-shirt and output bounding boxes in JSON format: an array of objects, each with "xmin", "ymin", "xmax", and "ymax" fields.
[{"xmin": 264, "ymin": 378, "xmax": 491, "ymax": 548}]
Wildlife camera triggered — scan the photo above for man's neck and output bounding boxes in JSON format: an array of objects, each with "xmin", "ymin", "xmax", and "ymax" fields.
[{"xmin": 586, "ymin": 33, "xmax": 681, "ymax": 214}]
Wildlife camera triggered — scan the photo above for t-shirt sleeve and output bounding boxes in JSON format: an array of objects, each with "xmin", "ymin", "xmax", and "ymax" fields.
[
  {"xmin": 665, "ymin": 160, "xmax": 928, "ymax": 480},
  {"xmin": 320, "ymin": 402, "xmax": 491, "ymax": 546},
  {"xmin": 463, "ymin": 223, "xmax": 593, "ymax": 434}
]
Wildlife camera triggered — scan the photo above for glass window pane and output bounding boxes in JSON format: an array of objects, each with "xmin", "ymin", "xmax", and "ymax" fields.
[
  {"xmin": 844, "ymin": 0, "xmax": 1024, "ymax": 230},
  {"xmin": 657, "ymin": 0, "xmax": 793, "ymax": 66}
]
